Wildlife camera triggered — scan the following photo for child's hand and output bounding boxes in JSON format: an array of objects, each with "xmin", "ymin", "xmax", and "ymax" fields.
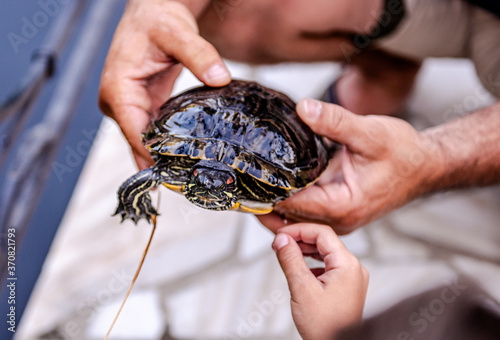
[{"xmin": 273, "ymin": 224, "xmax": 369, "ymax": 340}]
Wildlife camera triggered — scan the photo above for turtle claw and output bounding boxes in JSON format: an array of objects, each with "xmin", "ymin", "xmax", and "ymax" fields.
[
  {"xmin": 114, "ymin": 165, "xmax": 163, "ymax": 224},
  {"xmin": 113, "ymin": 200, "xmax": 158, "ymax": 224}
]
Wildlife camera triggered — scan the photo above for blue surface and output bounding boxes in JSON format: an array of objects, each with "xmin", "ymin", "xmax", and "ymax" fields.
[
  {"xmin": 0, "ymin": 1, "xmax": 51, "ymax": 95},
  {"xmin": 0, "ymin": 1, "xmax": 126, "ymax": 338}
]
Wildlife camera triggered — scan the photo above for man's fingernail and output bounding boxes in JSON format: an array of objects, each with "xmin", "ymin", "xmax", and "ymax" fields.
[
  {"xmin": 305, "ymin": 99, "xmax": 322, "ymax": 120},
  {"xmin": 205, "ymin": 63, "xmax": 230, "ymax": 83},
  {"xmin": 274, "ymin": 234, "xmax": 289, "ymax": 251}
]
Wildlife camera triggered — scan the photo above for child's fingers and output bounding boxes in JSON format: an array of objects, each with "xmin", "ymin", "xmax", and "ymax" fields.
[
  {"xmin": 310, "ymin": 267, "xmax": 326, "ymax": 277},
  {"xmin": 297, "ymin": 242, "xmax": 325, "ymax": 262},
  {"xmin": 298, "ymin": 241, "xmax": 320, "ymax": 256},
  {"xmin": 277, "ymin": 224, "xmax": 352, "ymax": 271},
  {"xmin": 273, "ymin": 233, "xmax": 322, "ymax": 297}
]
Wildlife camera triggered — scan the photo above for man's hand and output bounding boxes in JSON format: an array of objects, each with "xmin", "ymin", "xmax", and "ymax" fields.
[
  {"xmin": 273, "ymin": 224, "xmax": 369, "ymax": 340},
  {"xmin": 99, "ymin": 0, "xmax": 230, "ymax": 169},
  {"xmin": 259, "ymin": 99, "xmax": 443, "ymax": 234}
]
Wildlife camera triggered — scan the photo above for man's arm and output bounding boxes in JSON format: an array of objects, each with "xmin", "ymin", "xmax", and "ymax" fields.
[
  {"xmin": 259, "ymin": 99, "xmax": 500, "ymax": 235},
  {"xmin": 424, "ymin": 101, "xmax": 500, "ymax": 190}
]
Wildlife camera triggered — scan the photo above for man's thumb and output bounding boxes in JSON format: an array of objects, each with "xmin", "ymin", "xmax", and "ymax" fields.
[{"xmin": 296, "ymin": 98, "xmax": 369, "ymax": 153}]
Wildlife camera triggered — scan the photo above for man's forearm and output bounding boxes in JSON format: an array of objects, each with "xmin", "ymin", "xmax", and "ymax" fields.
[{"xmin": 423, "ymin": 101, "xmax": 500, "ymax": 191}]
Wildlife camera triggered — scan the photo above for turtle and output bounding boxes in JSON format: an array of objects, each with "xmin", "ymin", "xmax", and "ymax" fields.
[{"xmin": 114, "ymin": 80, "xmax": 333, "ymax": 223}]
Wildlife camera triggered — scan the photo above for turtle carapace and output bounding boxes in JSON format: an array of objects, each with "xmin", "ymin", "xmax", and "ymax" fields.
[{"xmin": 114, "ymin": 80, "xmax": 332, "ymax": 223}]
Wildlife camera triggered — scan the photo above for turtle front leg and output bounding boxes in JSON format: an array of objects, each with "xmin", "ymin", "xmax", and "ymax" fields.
[{"xmin": 114, "ymin": 165, "xmax": 165, "ymax": 224}]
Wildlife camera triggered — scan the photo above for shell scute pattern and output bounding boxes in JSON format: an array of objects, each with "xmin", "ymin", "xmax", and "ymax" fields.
[{"xmin": 143, "ymin": 81, "xmax": 327, "ymax": 189}]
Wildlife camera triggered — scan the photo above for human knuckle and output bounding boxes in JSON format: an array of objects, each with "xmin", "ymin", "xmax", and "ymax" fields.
[
  {"xmin": 152, "ymin": 14, "xmax": 187, "ymax": 41},
  {"xmin": 165, "ymin": 1, "xmax": 193, "ymax": 19},
  {"xmin": 151, "ymin": 21, "xmax": 175, "ymax": 42},
  {"xmin": 281, "ymin": 251, "xmax": 301, "ymax": 267},
  {"xmin": 345, "ymin": 254, "xmax": 361, "ymax": 267},
  {"xmin": 157, "ymin": 5, "xmax": 197, "ymax": 38},
  {"xmin": 367, "ymin": 118, "xmax": 389, "ymax": 137},
  {"xmin": 318, "ymin": 223, "xmax": 332, "ymax": 231},
  {"xmin": 190, "ymin": 40, "xmax": 217, "ymax": 62},
  {"xmin": 310, "ymin": 223, "xmax": 329, "ymax": 234},
  {"xmin": 325, "ymin": 105, "xmax": 346, "ymax": 134},
  {"xmin": 364, "ymin": 119, "xmax": 390, "ymax": 154}
]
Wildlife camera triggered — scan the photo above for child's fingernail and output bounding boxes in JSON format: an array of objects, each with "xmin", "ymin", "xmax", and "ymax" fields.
[
  {"xmin": 305, "ymin": 99, "xmax": 322, "ymax": 120},
  {"xmin": 274, "ymin": 234, "xmax": 289, "ymax": 251}
]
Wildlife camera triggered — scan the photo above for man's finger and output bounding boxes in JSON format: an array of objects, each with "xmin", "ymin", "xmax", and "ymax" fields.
[
  {"xmin": 296, "ymin": 98, "xmax": 378, "ymax": 154},
  {"xmin": 113, "ymin": 105, "xmax": 154, "ymax": 170},
  {"xmin": 257, "ymin": 212, "xmax": 291, "ymax": 234},
  {"xmin": 99, "ymin": 71, "xmax": 155, "ymax": 170},
  {"xmin": 273, "ymin": 233, "xmax": 320, "ymax": 297},
  {"xmin": 154, "ymin": 29, "xmax": 231, "ymax": 87},
  {"xmin": 273, "ymin": 184, "xmax": 352, "ymax": 230}
]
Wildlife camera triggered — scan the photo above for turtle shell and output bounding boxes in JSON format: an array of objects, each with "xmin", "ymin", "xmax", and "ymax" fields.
[{"xmin": 142, "ymin": 80, "xmax": 329, "ymax": 190}]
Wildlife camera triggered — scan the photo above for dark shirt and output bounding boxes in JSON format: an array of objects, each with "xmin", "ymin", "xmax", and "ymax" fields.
[
  {"xmin": 338, "ymin": 279, "xmax": 500, "ymax": 340},
  {"xmin": 467, "ymin": 0, "xmax": 500, "ymax": 18}
]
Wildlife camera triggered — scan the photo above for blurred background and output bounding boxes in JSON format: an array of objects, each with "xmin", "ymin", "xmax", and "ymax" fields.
[{"xmin": 1, "ymin": 1, "xmax": 499, "ymax": 339}]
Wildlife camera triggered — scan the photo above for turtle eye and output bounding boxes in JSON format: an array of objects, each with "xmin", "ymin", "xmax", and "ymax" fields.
[
  {"xmin": 193, "ymin": 169, "xmax": 198, "ymax": 176},
  {"xmin": 226, "ymin": 177, "xmax": 234, "ymax": 185}
]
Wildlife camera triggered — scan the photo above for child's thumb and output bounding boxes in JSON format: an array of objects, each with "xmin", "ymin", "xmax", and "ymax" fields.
[{"xmin": 274, "ymin": 233, "xmax": 317, "ymax": 298}]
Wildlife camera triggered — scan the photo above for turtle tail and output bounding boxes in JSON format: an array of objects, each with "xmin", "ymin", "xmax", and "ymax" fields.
[{"xmin": 114, "ymin": 165, "xmax": 164, "ymax": 224}]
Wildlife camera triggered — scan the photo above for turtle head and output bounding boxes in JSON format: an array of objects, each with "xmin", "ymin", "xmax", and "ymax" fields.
[{"xmin": 184, "ymin": 160, "xmax": 238, "ymax": 210}]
